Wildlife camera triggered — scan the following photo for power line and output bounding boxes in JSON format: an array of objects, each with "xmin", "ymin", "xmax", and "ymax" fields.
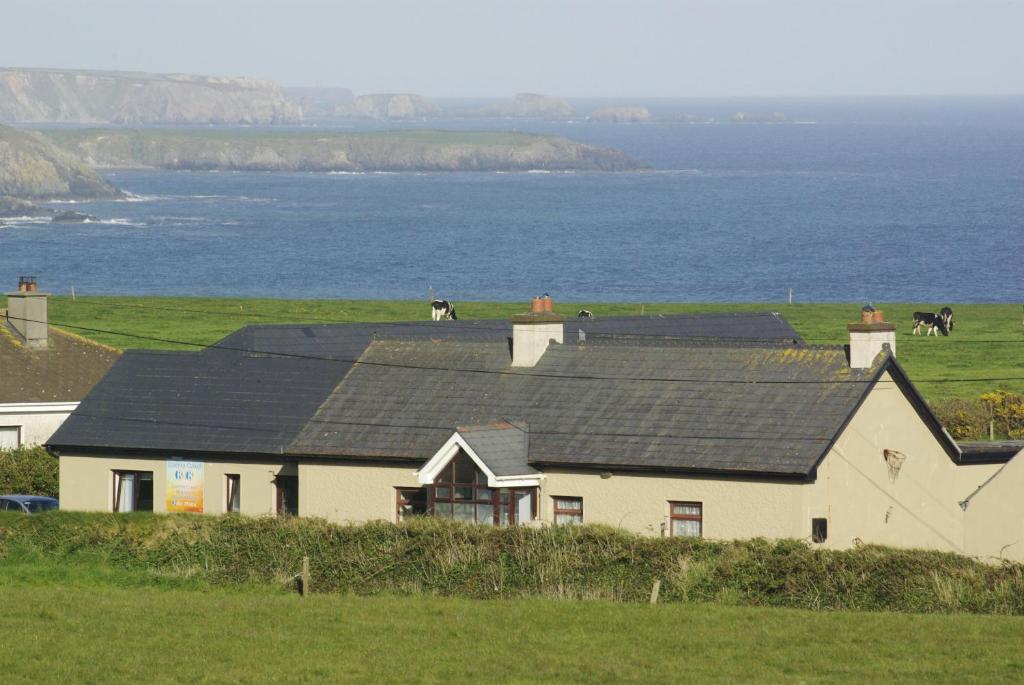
[
  {"xmin": 6, "ymin": 311, "xmax": 1024, "ymax": 385},
  {"xmin": 63, "ymin": 409, "xmax": 836, "ymax": 446}
]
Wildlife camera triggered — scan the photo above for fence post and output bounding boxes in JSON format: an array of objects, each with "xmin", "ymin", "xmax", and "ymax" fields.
[
  {"xmin": 301, "ymin": 556, "xmax": 310, "ymax": 597},
  {"xmin": 650, "ymin": 579, "xmax": 661, "ymax": 605},
  {"xmin": 788, "ymin": 288, "xmax": 793, "ymax": 305}
]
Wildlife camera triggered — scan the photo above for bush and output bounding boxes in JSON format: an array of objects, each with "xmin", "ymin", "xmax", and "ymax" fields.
[
  {"xmin": 931, "ymin": 398, "xmax": 989, "ymax": 440},
  {"xmin": 0, "ymin": 446, "xmax": 58, "ymax": 497},
  {"xmin": 1, "ymin": 513, "xmax": 1023, "ymax": 614},
  {"xmin": 981, "ymin": 391, "xmax": 1024, "ymax": 439}
]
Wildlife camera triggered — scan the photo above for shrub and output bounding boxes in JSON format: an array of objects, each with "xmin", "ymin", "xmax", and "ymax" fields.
[
  {"xmin": 980, "ymin": 391, "xmax": 1024, "ymax": 439},
  {"xmin": 931, "ymin": 398, "xmax": 988, "ymax": 440},
  {"xmin": 0, "ymin": 446, "xmax": 58, "ymax": 497}
]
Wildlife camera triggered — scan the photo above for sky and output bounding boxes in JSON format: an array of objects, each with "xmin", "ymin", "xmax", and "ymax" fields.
[{"xmin": 2, "ymin": 0, "xmax": 1022, "ymax": 97}]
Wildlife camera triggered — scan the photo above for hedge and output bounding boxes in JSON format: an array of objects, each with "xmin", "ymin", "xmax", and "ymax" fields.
[
  {"xmin": 0, "ymin": 446, "xmax": 58, "ymax": 497},
  {"xmin": 2, "ymin": 513, "xmax": 1022, "ymax": 614}
]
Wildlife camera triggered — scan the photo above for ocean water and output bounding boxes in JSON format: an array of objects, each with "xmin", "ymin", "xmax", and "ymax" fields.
[{"xmin": 2, "ymin": 97, "xmax": 1023, "ymax": 303}]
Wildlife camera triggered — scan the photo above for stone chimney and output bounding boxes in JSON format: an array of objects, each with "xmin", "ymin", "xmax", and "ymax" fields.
[
  {"xmin": 847, "ymin": 306, "xmax": 895, "ymax": 369},
  {"xmin": 5, "ymin": 276, "xmax": 48, "ymax": 349},
  {"xmin": 511, "ymin": 296, "xmax": 564, "ymax": 367}
]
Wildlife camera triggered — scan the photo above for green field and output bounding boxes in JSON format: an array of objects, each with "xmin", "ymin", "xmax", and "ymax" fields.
[
  {"xmin": 1, "ymin": 560, "xmax": 1023, "ymax": 683},
  {"xmin": 21, "ymin": 296, "xmax": 1024, "ymax": 401}
]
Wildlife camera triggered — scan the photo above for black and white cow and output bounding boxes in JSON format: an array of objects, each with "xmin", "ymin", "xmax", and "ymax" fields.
[
  {"xmin": 577, "ymin": 309, "xmax": 594, "ymax": 319},
  {"xmin": 939, "ymin": 307, "xmax": 954, "ymax": 332},
  {"xmin": 912, "ymin": 311, "xmax": 949, "ymax": 336},
  {"xmin": 430, "ymin": 300, "xmax": 457, "ymax": 321}
]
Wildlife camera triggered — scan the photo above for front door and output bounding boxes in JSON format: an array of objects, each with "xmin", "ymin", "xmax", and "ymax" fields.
[{"xmin": 275, "ymin": 475, "xmax": 298, "ymax": 516}]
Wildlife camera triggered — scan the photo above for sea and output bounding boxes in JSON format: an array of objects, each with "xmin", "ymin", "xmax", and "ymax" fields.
[{"xmin": 2, "ymin": 97, "xmax": 1023, "ymax": 303}]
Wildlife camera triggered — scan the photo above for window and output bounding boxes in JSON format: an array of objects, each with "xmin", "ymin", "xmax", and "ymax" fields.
[
  {"xmin": 0, "ymin": 426, "xmax": 20, "ymax": 450},
  {"xmin": 226, "ymin": 475, "xmax": 241, "ymax": 513},
  {"xmin": 669, "ymin": 501, "xmax": 702, "ymax": 537},
  {"xmin": 428, "ymin": 451, "xmax": 535, "ymax": 526},
  {"xmin": 396, "ymin": 487, "xmax": 428, "ymax": 521},
  {"xmin": 113, "ymin": 471, "xmax": 154, "ymax": 512},
  {"xmin": 553, "ymin": 497, "xmax": 583, "ymax": 525},
  {"xmin": 275, "ymin": 475, "xmax": 298, "ymax": 516},
  {"xmin": 811, "ymin": 518, "xmax": 828, "ymax": 543}
]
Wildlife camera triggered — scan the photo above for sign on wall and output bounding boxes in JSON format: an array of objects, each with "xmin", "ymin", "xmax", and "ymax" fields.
[{"xmin": 166, "ymin": 461, "xmax": 204, "ymax": 513}]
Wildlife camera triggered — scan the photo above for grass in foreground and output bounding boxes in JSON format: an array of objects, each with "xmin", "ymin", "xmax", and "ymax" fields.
[
  {"xmin": 1, "ymin": 561, "xmax": 1023, "ymax": 683},
  {"xmin": 22, "ymin": 296, "xmax": 1024, "ymax": 401}
]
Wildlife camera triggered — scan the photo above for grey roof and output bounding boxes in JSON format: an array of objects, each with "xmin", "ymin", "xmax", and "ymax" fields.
[
  {"xmin": 957, "ymin": 440, "xmax": 1024, "ymax": 464},
  {"xmin": 48, "ymin": 347, "xmax": 347, "ymax": 455},
  {"xmin": 291, "ymin": 339, "xmax": 883, "ymax": 477},
  {"xmin": 51, "ymin": 312, "xmax": 800, "ymax": 456},
  {"xmin": 211, "ymin": 311, "xmax": 803, "ymax": 359},
  {"xmin": 0, "ymin": 322, "xmax": 119, "ymax": 404},
  {"xmin": 458, "ymin": 423, "xmax": 537, "ymax": 477}
]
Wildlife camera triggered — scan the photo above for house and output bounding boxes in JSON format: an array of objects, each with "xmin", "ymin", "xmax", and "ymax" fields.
[
  {"xmin": 1, "ymin": 278, "xmax": 119, "ymax": 449},
  {"xmin": 49, "ymin": 301, "xmax": 1024, "ymax": 561}
]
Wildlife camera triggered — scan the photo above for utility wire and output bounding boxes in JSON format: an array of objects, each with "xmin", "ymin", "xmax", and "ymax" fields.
[{"xmin": 5, "ymin": 311, "xmax": 1024, "ymax": 385}]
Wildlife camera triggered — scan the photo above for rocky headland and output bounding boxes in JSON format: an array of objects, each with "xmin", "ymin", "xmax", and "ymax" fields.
[
  {"xmin": 475, "ymin": 93, "xmax": 576, "ymax": 119},
  {"xmin": 44, "ymin": 129, "xmax": 643, "ymax": 172},
  {"xmin": 340, "ymin": 93, "xmax": 442, "ymax": 120},
  {"xmin": 589, "ymin": 106, "xmax": 652, "ymax": 123},
  {"xmin": 0, "ymin": 123, "xmax": 121, "ymax": 217},
  {"xmin": 0, "ymin": 68, "xmax": 300, "ymax": 125}
]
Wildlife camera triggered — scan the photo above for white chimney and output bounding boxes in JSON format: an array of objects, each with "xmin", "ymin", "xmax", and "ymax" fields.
[
  {"xmin": 5, "ymin": 276, "xmax": 48, "ymax": 349},
  {"xmin": 511, "ymin": 296, "xmax": 564, "ymax": 367},
  {"xmin": 847, "ymin": 307, "xmax": 895, "ymax": 369}
]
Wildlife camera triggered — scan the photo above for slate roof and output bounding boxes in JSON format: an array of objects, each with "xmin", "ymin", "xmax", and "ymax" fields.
[
  {"xmin": 458, "ymin": 423, "xmax": 537, "ymax": 477},
  {"xmin": 0, "ymin": 322, "xmax": 119, "ymax": 404},
  {"xmin": 957, "ymin": 441, "xmax": 1024, "ymax": 464},
  {"xmin": 291, "ymin": 339, "xmax": 884, "ymax": 477},
  {"xmin": 50, "ymin": 311, "xmax": 801, "ymax": 457},
  {"xmin": 48, "ymin": 347, "xmax": 346, "ymax": 455}
]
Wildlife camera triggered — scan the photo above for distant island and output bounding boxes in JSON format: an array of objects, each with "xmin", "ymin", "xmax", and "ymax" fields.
[
  {"xmin": 589, "ymin": 106, "xmax": 652, "ymax": 123},
  {"xmin": 44, "ymin": 128, "xmax": 644, "ymax": 172}
]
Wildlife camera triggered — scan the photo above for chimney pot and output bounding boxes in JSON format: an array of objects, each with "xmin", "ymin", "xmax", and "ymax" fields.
[
  {"xmin": 542, "ymin": 295, "xmax": 553, "ymax": 313},
  {"xmin": 530, "ymin": 297, "xmax": 544, "ymax": 313}
]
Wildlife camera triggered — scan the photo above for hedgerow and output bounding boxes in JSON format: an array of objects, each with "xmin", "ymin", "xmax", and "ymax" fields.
[
  {"xmin": 0, "ymin": 446, "xmax": 58, "ymax": 497},
  {"xmin": 1, "ymin": 513, "xmax": 1022, "ymax": 614}
]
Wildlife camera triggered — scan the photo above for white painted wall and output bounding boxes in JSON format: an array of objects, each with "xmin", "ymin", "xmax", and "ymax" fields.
[{"xmin": 0, "ymin": 402, "xmax": 78, "ymax": 448}]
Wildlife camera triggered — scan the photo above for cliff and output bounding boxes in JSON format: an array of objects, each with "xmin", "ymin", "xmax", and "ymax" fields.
[
  {"xmin": 283, "ymin": 86, "xmax": 355, "ymax": 120},
  {"xmin": 590, "ymin": 106, "xmax": 652, "ymax": 123},
  {"xmin": 45, "ymin": 129, "xmax": 643, "ymax": 172},
  {"xmin": 338, "ymin": 94, "xmax": 442, "ymax": 120},
  {"xmin": 477, "ymin": 93, "xmax": 575, "ymax": 119},
  {"xmin": 0, "ymin": 124, "xmax": 120, "ymax": 201},
  {"xmin": 0, "ymin": 68, "xmax": 301, "ymax": 125}
]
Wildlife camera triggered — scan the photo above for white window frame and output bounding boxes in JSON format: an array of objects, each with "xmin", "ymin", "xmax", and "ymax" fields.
[{"xmin": 0, "ymin": 425, "xmax": 22, "ymax": 450}]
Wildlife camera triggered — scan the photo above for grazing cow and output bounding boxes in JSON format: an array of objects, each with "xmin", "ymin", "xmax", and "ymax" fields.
[
  {"xmin": 939, "ymin": 307, "xmax": 954, "ymax": 332},
  {"xmin": 577, "ymin": 309, "xmax": 594, "ymax": 319},
  {"xmin": 430, "ymin": 300, "xmax": 457, "ymax": 321},
  {"xmin": 912, "ymin": 311, "xmax": 949, "ymax": 336}
]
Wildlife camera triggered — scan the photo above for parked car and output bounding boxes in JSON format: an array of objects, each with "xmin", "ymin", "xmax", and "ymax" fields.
[{"xmin": 0, "ymin": 495, "xmax": 59, "ymax": 513}]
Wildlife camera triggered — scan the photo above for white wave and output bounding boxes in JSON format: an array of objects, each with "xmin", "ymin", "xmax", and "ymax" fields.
[
  {"xmin": 0, "ymin": 216, "xmax": 52, "ymax": 223},
  {"xmin": 82, "ymin": 218, "xmax": 146, "ymax": 227},
  {"xmin": 118, "ymin": 193, "xmax": 170, "ymax": 202},
  {"xmin": 526, "ymin": 169, "xmax": 552, "ymax": 174},
  {"xmin": 327, "ymin": 171, "xmax": 366, "ymax": 175}
]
